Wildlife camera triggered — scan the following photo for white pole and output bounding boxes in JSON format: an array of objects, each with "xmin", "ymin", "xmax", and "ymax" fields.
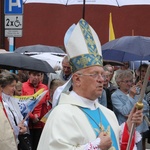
[
  {"xmin": 8, "ymin": 37, "xmax": 14, "ymax": 52},
  {"xmin": 8, "ymin": 37, "xmax": 15, "ymax": 73}
]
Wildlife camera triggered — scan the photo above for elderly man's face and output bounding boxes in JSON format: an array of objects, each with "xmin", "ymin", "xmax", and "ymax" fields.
[
  {"xmin": 106, "ymin": 66, "xmax": 114, "ymax": 80},
  {"xmin": 62, "ymin": 61, "xmax": 71, "ymax": 76},
  {"xmin": 103, "ymin": 71, "xmax": 111, "ymax": 88},
  {"xmin": 74, "ymin": 66, "xmax": 104, "ymax": 100}
]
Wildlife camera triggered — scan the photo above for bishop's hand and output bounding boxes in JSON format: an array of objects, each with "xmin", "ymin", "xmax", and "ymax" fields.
[
  {"xmin": 98, "ymin": 131, "xmax": 112, "ymax": 150},
  {"xmin": 126, "ymin": 104, "xmax": 143, "ymax": 132}
]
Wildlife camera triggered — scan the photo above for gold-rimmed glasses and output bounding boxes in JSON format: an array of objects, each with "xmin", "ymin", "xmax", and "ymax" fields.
[{"xmin": 77, "ymin": 72, "xmax": 106, "ymax": 80}]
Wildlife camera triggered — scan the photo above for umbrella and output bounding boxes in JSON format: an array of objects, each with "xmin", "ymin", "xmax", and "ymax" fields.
[
  {"xmin": 30, "ymin": 53, "xmax": 65, "ymax": 68},
  {"xmin": 24, "ymin": 0, "xmax": 118, "ymax": 5},
  {"xmin": 0, "ymin": 53, "xmax": 55, "ymax": 73},
  {"xmin": 14, "ymin": 44, "xmax": 65, "ymax": 54},
  {"xmin": 103, "ymin": 60, "xmax": 123, "ymax": 66},
  {"xmin": 24, "ymin": 0, "xmax": 150, "ymax": 6},
  {"xmin": 24, "ymin": 0, "xmax": 150, "ymax": 19},
  {"xmin": 102, "ymin": 36, "xmax": 150, "ymax": 62}
]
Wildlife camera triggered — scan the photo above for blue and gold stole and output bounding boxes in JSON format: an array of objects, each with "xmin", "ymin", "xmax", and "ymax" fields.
[{"xmin": 80, "ymin": 107, "xmax": 119, "ymax": 150}]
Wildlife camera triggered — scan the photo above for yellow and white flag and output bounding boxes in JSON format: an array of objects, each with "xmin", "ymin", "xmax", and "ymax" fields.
[
  {"xmin": 109, "ymin": 12, "xmax": 115, "ymax": 41},
  {"xmin": 14, "ymin": 89, "xmax": 48, "ymax": 119}
]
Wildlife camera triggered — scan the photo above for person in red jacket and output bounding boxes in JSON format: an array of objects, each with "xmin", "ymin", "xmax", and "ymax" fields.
[{"xmin": 22, "ymin": 71, "xmax": 51, "ymax": 150}]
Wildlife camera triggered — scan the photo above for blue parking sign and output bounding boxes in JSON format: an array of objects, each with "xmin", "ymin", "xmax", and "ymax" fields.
[{"xmin": 4, "ymin": 0, "xmax": 23, "ymax": 14}]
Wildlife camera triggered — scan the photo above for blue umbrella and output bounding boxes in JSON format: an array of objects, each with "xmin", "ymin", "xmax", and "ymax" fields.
[{"xmin": 102, "ymin": 36, "xmax": 150, "ymax": 62}]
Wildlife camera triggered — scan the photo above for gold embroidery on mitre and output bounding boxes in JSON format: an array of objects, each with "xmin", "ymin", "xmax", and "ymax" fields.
[
  {"xmin": 79, "ymin": 19, "xmax": 99, "ymax": 56},
  {"xmin": 76, "ymin": 55, "xmax": 91, "ymax": 68}
]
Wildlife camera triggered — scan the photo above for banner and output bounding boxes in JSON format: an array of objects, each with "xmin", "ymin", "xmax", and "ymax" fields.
[{"xmin": 14, "ymin": 88, "xmax": 48, "ymax": 119}]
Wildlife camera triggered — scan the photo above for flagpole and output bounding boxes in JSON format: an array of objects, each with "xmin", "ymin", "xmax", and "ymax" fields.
[
  {"xmin": 109, "ymin": 12, "xmax": 115, "ymax": 41},
  {"xmin": 82, "ymin": 0, "xmax": 85, "ymax": 19},
  {"xmin": 126, "ymin": 65, "xmax": 150, "ymax": 150}
]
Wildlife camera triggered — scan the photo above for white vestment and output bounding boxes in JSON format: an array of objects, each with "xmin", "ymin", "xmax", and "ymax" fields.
[{"xmin": 37, "ymin": 92, "xmax": 121, "ymax": 150}]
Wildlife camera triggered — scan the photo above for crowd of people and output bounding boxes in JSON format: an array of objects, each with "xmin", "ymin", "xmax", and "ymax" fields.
[
  {"xmin": 0, "ymin": 54, "xmax": 72, "ymax": 150},
  {"xmin": 0, "ymin": 19, "xmax": 150, "ymax": 150}
]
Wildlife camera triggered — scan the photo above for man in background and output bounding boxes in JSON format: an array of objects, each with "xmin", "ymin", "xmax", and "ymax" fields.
[
  {"xmin": 48, "ymin": 55, "xmax": 72, "ymax": 88},
  {"xmin": 22, "ymin": 71, "xmax": 50, "ymax": 150}
]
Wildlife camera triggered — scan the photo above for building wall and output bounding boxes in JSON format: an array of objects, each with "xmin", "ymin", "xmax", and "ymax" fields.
[{"xmin": 1, "ymin": 3, "xmax": 150, "ymax": 50}]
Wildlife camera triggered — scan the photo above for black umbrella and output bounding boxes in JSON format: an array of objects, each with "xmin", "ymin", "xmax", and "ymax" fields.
[
  {"xmin": 0, "ymin": 53, "xmax": 55, "ymax": 73},
  {"xmin": 14, "ymin": 44, "xmax": 65, "ymax": 54}
]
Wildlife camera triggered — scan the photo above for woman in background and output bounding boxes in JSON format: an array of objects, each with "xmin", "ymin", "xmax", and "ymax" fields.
[
  {"xmin": 0, "ymin": 70, "xmax": 27, "ymax": 149},
  {"xmin": 0, "ymin": 70, "xmax": 18, "ymax": 150},
  {"xmin": 111, "ymin": 70, "xmax": 149, "ymax": 150}
]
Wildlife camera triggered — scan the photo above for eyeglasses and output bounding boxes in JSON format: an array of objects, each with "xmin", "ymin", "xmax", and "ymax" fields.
[
  {"xmin": 121, "ymin": 80, "xmax": 133, "ymax": 84},
  {"xmin": 77, "ymin": 72, "xmax": 106, "ymax": 80}
]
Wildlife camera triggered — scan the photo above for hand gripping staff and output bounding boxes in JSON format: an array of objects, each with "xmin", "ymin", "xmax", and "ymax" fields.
[{"xmin": 126, "ymin": 65, "xmax": 150, "ymax": 150}]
